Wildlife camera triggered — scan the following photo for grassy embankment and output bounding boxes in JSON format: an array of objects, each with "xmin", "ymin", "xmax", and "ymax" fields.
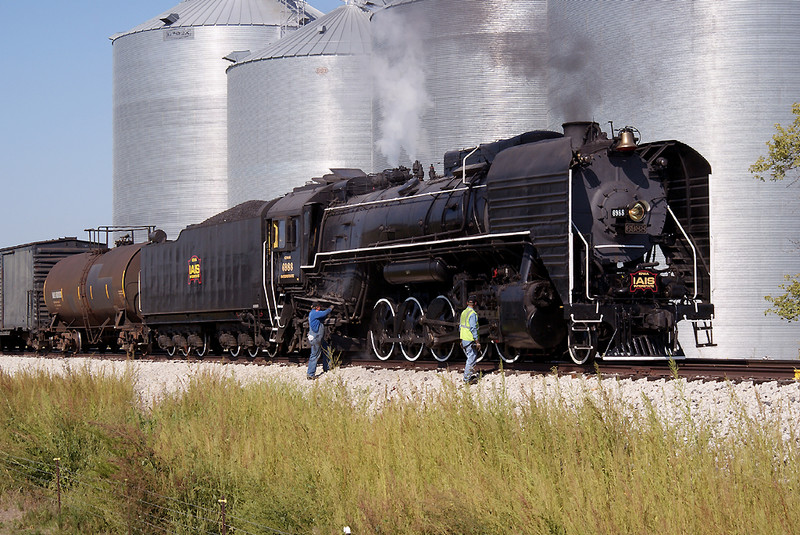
[{"xmin": 0, "ymin": 364, "xmax": 798, "ymax": 534}]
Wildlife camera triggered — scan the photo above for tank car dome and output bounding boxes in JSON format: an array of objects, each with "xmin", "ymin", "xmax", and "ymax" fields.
[
  {"xmin": 370, "ymin": 0, "xmax": 550, "ymax": 171},
  {"xmin": 547, "ymin": 0, "xmax": 800, "ymax": 359},
  {"xmin": 111, "ymin": 0, "xmax": 322, "ymax": 242},
  {"xmin": 227, "ymin": 4, "xmax": 374, "ymax": 205}
]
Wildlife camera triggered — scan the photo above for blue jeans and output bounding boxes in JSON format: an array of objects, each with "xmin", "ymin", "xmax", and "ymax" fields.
[
  {"xmin": 462, "ymin": 340, "xmax": 478, "ymax": 382},
  {"xmin": 307, "ymin": 333, "xmax": 328, "ymax": 378}
]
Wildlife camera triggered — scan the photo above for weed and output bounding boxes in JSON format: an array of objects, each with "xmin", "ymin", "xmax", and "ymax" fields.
[{"xmin": 0, "ymin": 368, "xmax": 798, "ymax": 534}]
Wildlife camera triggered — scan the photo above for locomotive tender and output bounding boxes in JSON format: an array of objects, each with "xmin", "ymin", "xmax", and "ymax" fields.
[{"xmin": 24, "ymin": 121, "xmax": 715, "ymax": 364}]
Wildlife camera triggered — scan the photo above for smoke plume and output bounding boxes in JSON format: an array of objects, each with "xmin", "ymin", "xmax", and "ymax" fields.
[{"xmin": 371, "ymin": 8, "xmax": 432, "ymax": 167}]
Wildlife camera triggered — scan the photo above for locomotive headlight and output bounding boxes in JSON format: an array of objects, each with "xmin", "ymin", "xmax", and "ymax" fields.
[{"xmin": 627, "ymin": 200, "xmax": 650, "ymax": 222}]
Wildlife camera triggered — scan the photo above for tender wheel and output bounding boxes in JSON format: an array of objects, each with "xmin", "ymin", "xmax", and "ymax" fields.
[
  {"xmin": 399, "ymin": 297, "xmax": 426, "ymax": 361},
  {"xmin": 195, "ymin": 335, "xmax": 208, "ymax": 358},
  {"xmin": 179, "ymin": 345, "xmax": 192, "ymax": 358},
  {"xmin": 229, "ymin": 345, "xmax": 242, "ymax": 358},
  {"xmin": 70, "ymin": 331, "xmax": 82, "ymax": 355},
  {"xmin": 493, "ymin": 342, "xmax": 521, "ymax": 364},
  {"xmin": 247, "ymin": 346, "xmax": 260, "ymax": 358},
  {"xmin": 427, "ymin": 295, "xmax": 456, "ymax": 362},
  {"xmin": 166, "ymin": 346, "xmax": 177, "ymax": 357},
  {"xmin": 568, "ymin": 327, "xmax": 597, "ymax": 365},
  {"xmin": 369, "ymin": 298, "xmax": 396, "ymax": 361}
]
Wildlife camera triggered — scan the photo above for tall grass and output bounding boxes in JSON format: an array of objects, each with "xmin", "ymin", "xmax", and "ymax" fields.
[{"xmin": 0, "ymin": 366, "xmax": 798, "ymax": 534}]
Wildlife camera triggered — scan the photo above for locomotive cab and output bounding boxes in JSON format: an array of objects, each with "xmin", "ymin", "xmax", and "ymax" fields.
[
  {"xmin": 271, "ymin": 216, "xmax": 301, "ymax": 284},
  {"xmin": 266, "ymin": 183, "xmax": 333, "ymax": 289}
]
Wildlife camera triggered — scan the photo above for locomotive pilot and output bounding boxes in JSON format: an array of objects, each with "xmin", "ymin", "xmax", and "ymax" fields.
[{"xmin": 460, "ymin": 295, "xmax": 481, "ymax": 383}]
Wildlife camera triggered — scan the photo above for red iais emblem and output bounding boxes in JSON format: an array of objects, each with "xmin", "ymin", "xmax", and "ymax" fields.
[
  {"xmin": 188, "ymin": 255, "xmax": 202, "ymax": 285},
  {"xmin": 629, "ymin": 269, "xmax": 657, "ymax": 293}
]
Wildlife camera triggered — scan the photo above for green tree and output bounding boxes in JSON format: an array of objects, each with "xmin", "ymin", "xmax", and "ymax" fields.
[
  {"xmin": 749, "ymin": 102, "xmax": 800, "ymax": 182},
  {"xmin": 750, "ymin": 103, "xmax": 800, "ymax": 322},
  {"xmin": 765, "ymin": 275, "xmax": 800, "ymax": 322}
]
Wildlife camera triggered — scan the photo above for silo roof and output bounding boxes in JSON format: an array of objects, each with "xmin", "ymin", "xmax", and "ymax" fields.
[
  {"xmin": 111, "ymin": 0, "xmax": 323, "ymax": 41},
  {"xmin": 234, "ymin": 4, "xmax": 371, "ymax": 63}
]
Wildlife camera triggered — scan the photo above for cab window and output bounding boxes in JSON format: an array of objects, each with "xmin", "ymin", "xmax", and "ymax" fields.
[{"xmin": 272, "ymin": 218, "xmax": 297, "ymax": 250}]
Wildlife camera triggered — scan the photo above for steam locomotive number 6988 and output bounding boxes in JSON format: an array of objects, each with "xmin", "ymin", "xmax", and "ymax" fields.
[{"xmin": 37, "ymin": 120, "xmax": 715, "ymax": 365}]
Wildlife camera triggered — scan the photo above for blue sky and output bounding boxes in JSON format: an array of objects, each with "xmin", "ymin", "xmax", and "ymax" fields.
[{"xmin": 0, "ymin": 0, "xmax": 345, "ymax": 250}]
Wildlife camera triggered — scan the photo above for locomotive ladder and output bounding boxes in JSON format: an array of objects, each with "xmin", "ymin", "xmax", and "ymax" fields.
[
  {"xmin": 268, "ymin": 292, "xmax": 287, "ymax": 344},
  {"xmin": 570, "ymin": 322, "xmax": 595, "ymax": 352},
  {"xmin": 569, "ymin": 314, "xmax": 604, "ymax": 351},
  {"xmin": 690, "ymin": 319, "xmax": 716, "ymax": 348}
]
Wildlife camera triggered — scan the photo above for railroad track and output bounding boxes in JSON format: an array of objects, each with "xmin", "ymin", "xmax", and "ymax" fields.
[
  {"xmin": 3, "ymin": 351, "xmax": 798, "ymax": 384},
  {"xmin": 348, "ymin": 356, "xmax": 800, "ymax": 383}
]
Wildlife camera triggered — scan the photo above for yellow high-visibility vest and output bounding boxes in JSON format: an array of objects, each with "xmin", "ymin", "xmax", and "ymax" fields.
[{"xmin": 460, "ymin": 307, "xmax": 477, "ymax": 342}]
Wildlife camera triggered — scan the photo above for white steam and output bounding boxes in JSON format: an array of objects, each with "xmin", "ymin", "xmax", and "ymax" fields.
[{"xmin": 371, "ymin": 9, "xmax": 432, "ymax": 167}]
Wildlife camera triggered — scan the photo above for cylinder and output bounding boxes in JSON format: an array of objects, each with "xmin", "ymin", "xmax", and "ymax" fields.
[
  {"xmin": 44, "ymin": 244, "xmax": 145, "ymax": 327},
  {"xmin": 499, "ymin": 282, "xmax": 565, "ymax": 349}
]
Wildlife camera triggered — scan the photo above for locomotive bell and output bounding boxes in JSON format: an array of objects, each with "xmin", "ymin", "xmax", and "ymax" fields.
[{"xmin": 615, "ymin": 128, "xmax": 638, "ymax": 152}]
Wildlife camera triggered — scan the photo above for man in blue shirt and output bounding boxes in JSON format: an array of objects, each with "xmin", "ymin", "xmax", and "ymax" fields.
[
  {"xmin": 307, "ymin": 302, "xmax": 333, "ymax": 379},
  {"xmin": 459, "ymin": 295, "xmax": 481, "ymax": 383}
]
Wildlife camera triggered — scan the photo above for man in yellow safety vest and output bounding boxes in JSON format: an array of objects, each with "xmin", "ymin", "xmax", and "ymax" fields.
[{"xmin": 460, "ymin": 295, "xmax": 481, "ymax": 383}]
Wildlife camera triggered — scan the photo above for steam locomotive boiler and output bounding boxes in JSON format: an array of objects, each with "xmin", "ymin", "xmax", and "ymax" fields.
[
  {"xmin": 133, "ymin": 120, "xmax": 713, "ymax": 364},
  {"xmin": 295, "ymin": 121, "xmax": 714, "ymax": 363},
  {"xmin": 34, "ymin": 120, "xmax": 713, "ymax": 364}
]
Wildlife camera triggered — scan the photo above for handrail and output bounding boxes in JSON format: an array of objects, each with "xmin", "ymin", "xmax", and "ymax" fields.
[
  {"xmin": 567, "ymin": 169, "xmax": 574, "ymax": 304},
  {"xmin": 571, "ymin": 223, "xmax": 594, "ymax": 302},
  {"xmin": 269, "ymin": 249, "xmax": 285, "ymax": 328},
  {"xmin": 300, "ymin": 230, "xmax": 530, "ymax": 271},
  {"xmin": 666, "ymin": 204, "xmax": 698, "ymax": 300},
  {"xmin": 461, "ymin": 146, "xmax": 479, "ymax": 185},
  {"xmin": 261, "ymin": 241, "xmax": 274, "ymax": 327}
]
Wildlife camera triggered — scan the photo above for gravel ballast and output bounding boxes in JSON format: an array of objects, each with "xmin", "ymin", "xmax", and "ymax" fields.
[{"xmin": 2, "ymin": 355, "xmax": 799, "ymax": 443}]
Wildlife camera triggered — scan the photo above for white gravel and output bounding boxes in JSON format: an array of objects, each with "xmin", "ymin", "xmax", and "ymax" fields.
[{"xmin": 2, "ymin": 355, "xmax": 800, "ymax": 444}]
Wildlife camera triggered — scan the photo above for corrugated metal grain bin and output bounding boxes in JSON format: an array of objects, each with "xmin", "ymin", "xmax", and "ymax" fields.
[
  {"xmin": 111, "ymin": 0, "xmax": 321, "ymax": 241},
  {"xmin": 370, "ymin": 0, "xmax": 549, "ymax": 172},
  {"xmin": 227, "ymin": 4, "xmax": 374, "ymax": 206},
  {"xmin": 547, "ymin": 0, "xmax": 800, "ymax": 358},
  {"xmin": 0, "ymin": 239, "xmax": 100, "ymax": 347}
]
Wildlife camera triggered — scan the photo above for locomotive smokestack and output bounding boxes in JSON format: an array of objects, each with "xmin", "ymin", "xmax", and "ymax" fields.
[{"xmin": 562, "ymin": 121, "xmax": 602, "ymax": 148}]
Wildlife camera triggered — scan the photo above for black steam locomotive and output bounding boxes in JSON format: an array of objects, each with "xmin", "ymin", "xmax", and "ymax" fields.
[{"xmin": 14, "ymin": 121, "xmax": 715, "ymax": 364}]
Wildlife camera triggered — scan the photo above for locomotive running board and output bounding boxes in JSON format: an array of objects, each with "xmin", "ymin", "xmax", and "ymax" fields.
[
  {"xmin": 601, "ymin": 355, "xmax": 686, "ymax": 361},
  {"xmin": 300, "ymin": 230, "xmax": 530, "ymax": 270}
]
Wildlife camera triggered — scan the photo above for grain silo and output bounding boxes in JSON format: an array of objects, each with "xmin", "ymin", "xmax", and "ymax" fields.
[
  {"xmin": 546, "ymin": 1, "xmax": 800, "ymax": 358},
  {"xmin": 227, "ymin": 3, "xmax": 374, "ymax": 205},
  {"xmin": 370, "ymin": 0, "xmax": 549, "ymax": 172},
  {"xmin": 111, "ymin": 0, "xmax": 322, "ymax": 241}
]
